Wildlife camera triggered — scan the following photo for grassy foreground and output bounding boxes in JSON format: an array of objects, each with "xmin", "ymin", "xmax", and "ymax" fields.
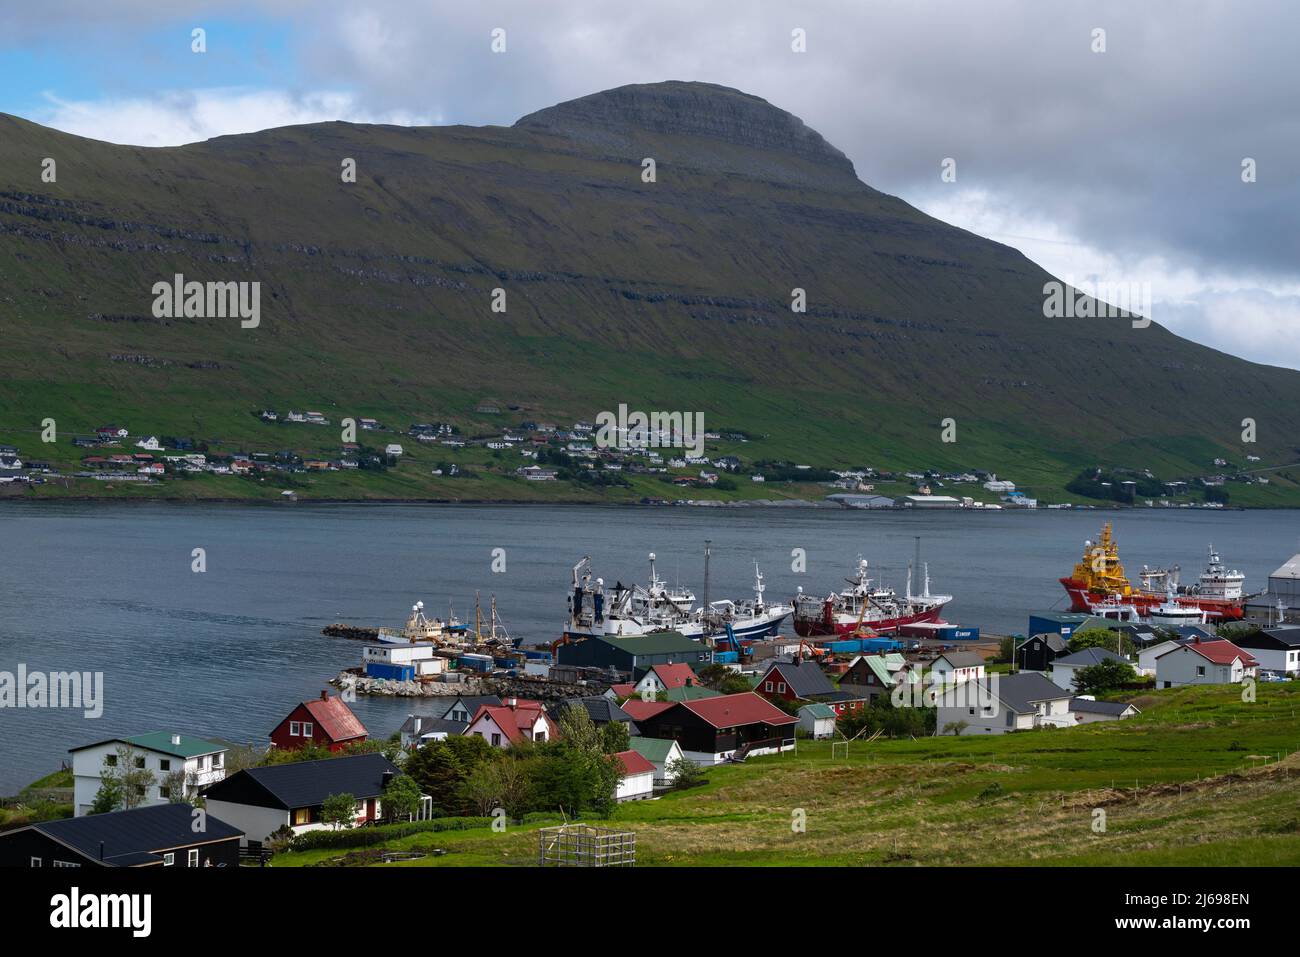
[{"xmin": 271, "ymin": 684, "xmax": 1300, "ymax": 867}]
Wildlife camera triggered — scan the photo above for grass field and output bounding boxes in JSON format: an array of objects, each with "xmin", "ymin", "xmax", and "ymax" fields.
[{"xmin": 269, "ymin": 684, "xmax": 1300, "ymax": 867}]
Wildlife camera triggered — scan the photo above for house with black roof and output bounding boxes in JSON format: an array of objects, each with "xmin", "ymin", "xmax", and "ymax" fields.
[
  {"xmin": 551, "ymin": 695, "xmax": 640, "ymax": 733},
  {"xmin": 1015, "ymin": 633, "xmax": 1069, "ymax": 673},
  {"xmin": 0, "ymin": 803, "xmax": 242, "ymax": 868},
  {"xmin": 202, "ymin": 752, "xmax": 410, "ymax": 844},
  {"xmin": 1229, "ymin": 624, "xmax": 1300, "ymax": 676},
  {"xmin": 756, "ymin": 657, "xmax": 866, "ymax": 717}
]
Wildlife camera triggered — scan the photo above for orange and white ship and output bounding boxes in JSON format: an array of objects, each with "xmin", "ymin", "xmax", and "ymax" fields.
[{"xmin": 1060, "ymin": 522, "xmax": 1248, "ymax": 621}]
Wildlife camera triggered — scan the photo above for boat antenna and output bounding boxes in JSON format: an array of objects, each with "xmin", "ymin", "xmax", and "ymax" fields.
[{"xmin": 703, "ymin": 540, "xmax": 712, "ymax": 616}]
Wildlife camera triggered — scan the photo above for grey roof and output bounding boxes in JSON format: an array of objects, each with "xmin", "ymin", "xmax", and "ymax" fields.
[
  {"xmin": 1053, "ymin": 647, "xmax": 1131, "ymax": 667},
  {"xmin": 1239, "ymin": 625, "xmax": 1300, "ymax": 648},
  {"xmin": 1020, "ymin": 633, "xmax": 1069, "ymax": 653},
  {"xmin": 434, "ymin": 694, "xmax": 502, "ymax": 718},
  {"xmin": 31, "ymin": 803, "xmax": 242, "ymax": 866},
  {"xmin": 1069, "ymin": 697, "xmax": 1138, "ymax": 716},
  {"xmin": 208, "ymin": 753, "xmax": 399, "ymax": 809},
  {"xmin": 763, "ymin": 658, "xmax": 836, "ymax": 699},
  {"xmin": 409, "ymin": 718, "xmax": 469, "ymax": 739},
  {"xmin": 936, "ymin": 651, "xmax": 985, "ymax": 668},
  {"xmin": 556, "ymin": 696, "xmax": 637, "ymax": 726},
  {"xmin": 939, "ymin": 672, "xmax": 1072, "ymax": 714}
]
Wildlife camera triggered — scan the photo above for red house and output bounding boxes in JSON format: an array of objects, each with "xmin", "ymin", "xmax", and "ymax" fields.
[{"xmin": 270, "ymin": 691, "xmax": 368, "ymax": 752}]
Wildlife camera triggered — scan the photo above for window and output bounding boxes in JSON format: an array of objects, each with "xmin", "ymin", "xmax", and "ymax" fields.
[
  {"xmin": 163, "ymin": 853, "xmax": 175, "ymax": 866},
  {"xmin": 159, "ymin": 759, "xmax": 171, "ymax": 772},
  {"xmin": 1196, "ymin": 666, "xmax": 1206, "ymax": 676},
  {"xmin": 187, "ymin": 849, "xmax": 199, "ymax": 867},
  {"xmin": 289, "ymin": 721, "xmax": 301, "ymax": 736},
  {"xmin": 159, "ymin": 785, "xmax": 171, "ymax": 799},
  {"xmin": 491, "ymin": 733, "xmax": 501, "ymax": 746},
  {"xmin": 764, "ymin": 681, "xmax": 773, "ymax": 692},
  {"xmin": 134, "ymin": 757, "xmax": 146, "ymax": 770},
  {"xmin": 212, "ymin": 753, "xmax": 224, "ymax": 768},
  {"xmin": 52, "ymin": 861, "xmax": 80, "ymax": 868},
  {"xmin": 104, "ymin": 754, "xmax": 118, "ymax": 768},
  {"xmin": 292, "ymin": 807, "xmax": 311, "ymax": 826},
  {"xmin": 535, "ymin": 731, "xmax": 546, "ymax": 742},
  {"xmin": 777, "ymin": 683, "xmax": 786, "ymax": 694},
  {"xmin": 302, "ymin": 722, "xmax": 313, "ymax": 737},
  {"xmin": 30, "ymin": 857, "xmax": 41, "ymax": 867}
]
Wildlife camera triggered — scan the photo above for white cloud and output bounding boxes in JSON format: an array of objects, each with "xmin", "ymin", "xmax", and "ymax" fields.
[{"xmin": 32, "ymin": 88, "xmax": 434, "ymax": 147}]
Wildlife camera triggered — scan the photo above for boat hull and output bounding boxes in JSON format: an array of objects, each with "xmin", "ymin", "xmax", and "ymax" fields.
[
  {"xmin": 792, "ymin": 603, "xmax": 948, "ymax": 638},
  {"xmin": 1059, "ymin": 578, "xmax": 1245, "ymax": 621}
]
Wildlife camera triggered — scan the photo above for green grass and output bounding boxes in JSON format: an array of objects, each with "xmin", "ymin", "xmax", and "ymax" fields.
[{"xmin": 268, "ymin": 684, "xmax": 1300, "ymax": 867}]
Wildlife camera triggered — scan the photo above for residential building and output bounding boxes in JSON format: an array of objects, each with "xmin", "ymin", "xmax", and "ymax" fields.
[
  {"xmin": 630, "ymin": 693, "xmax": 798, "ymax": 764},
  {"xmin": 1016, "ymin": 633, "xmax": 1069, "ymax": 673},
  {"xmin": 1049, "ymin": 647, "xmax": 1133, "ymax": 691},
  {"xmin": 68, "ymin": 732, "xmax": 227, "ymax": 817},
  {"xmin": 269, "ymin": 691, "xmax": 368, "ymax": 752},
  {"xmin": 1229, "ymin": 625, "xmax": 1300, "ymax": 676},
  {"xmin": 554, "ymin": 696, "xmax": 638, "ymax": 733},
  {"xmin": 929, "ymin": 651, "xmax": 986, "ymax": 685},
  {"xmin": 628, "ymin": 736, "xmax": 686, "ymax": 786},
  {"xmin": 0, "ymin": 803, "xmax": 242, "ymax": 868},
  {"xmin": 203, "ymin": 753, "xmax": 407, "ymax": 844},
  {"xmin": 463, "ymin": 698, "xmax": 557, "ymax": 748},
  {"xmin": 935, "ymin": 672, "xmax": 1074, "ymax": 735},
  {"xmin": 1069, "ymin": 697, "xmax": 1141, "ymax": 724},
  {"xmin": 632, "ymin": 662, "xmax": 701, "ymax": 697},
  {"xmin": 797, "ymin": 702, "xmax": 838, "ymax": 740},
  {"xmin": 613, "ymin": 750, "xmax": 656, "ymax": 802},
  {"xmin": 1154, "ymin": 639, "xmax": 1258, "ymax": 688}
]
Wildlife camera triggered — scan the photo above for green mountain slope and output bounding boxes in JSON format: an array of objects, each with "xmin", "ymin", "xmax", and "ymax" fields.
[{"xmin": 1, "ymin": 81, "xmax": 1296, "ymax": 501}]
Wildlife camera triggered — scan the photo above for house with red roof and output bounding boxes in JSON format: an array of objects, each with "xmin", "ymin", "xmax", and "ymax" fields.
[
  {"xmin": 632, "ymin": 662, "xmax": 700, "ymax": 696},
  {"xmin": 463, "ymin": 697, "xmax": 557, "ymax": 748},
  {"xmin": 269, "ymin": 691, "xmax": 369, "ymax": 752},
  {"xmin": 1154, "ymin": 637, "xmax": 1258, "ymax": 688},
  {"xmin": 619, "ymin": 699, "xmax": 676, "ymax": 723},
  {"xmin": 603, "ymin": 682, "xmax": 637, "ymax": 702},
  {"xmin": 629, "ymin": 692, "xmax": 798, "ymax": 765},
  {"xmin": 613, "ymin": 750, "xmax": 656, "ymax": 802}
]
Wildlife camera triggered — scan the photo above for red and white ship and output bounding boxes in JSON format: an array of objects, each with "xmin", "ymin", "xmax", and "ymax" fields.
[
  {"xmin": 1060, "ymin": 523, "xmax": 1248, "ymax": 622},
  {"xmin": 792, "ymin": 556, "xmax": 951, "ymax": 638}
]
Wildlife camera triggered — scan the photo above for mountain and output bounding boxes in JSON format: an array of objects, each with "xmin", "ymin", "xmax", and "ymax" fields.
[{"xmin": 0, "ymin": 81, "xmax": 1296, "ymax": 501}]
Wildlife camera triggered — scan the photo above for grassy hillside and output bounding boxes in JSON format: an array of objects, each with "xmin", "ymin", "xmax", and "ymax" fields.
[
  {"xmin": 270, "ymin": 683, "xmax": 1300, "ymax": 867},
  {"xmin": 2, "ymin": 81, "xmax": 1298, "ymax": 503}
]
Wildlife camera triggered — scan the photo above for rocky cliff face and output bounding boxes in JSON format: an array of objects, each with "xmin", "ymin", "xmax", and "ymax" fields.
[{"xmin": 515, "ymin": 81, "xmax": 859, "ymax": 187}]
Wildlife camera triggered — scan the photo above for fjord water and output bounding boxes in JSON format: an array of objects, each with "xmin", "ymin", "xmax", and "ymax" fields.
[{"xmin": 1, "ymin": 502, "xmax": 1295, "ymax": 792}]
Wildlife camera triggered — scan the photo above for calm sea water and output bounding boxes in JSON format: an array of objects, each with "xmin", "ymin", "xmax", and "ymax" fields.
[{"xmin": 1, "ymin": 502, "xmax": 1296, "ymax": 791}]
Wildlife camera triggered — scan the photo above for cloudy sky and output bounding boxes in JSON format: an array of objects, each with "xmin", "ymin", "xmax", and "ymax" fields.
[{"xmin": 3, "ymin": 0, "xmax": 1297, "ymax": 368}]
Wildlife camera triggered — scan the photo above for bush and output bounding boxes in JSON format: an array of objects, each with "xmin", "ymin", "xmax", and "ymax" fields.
[{"xmin": 285, "ymin": 816, "xmax": 494, "ymax": 852}]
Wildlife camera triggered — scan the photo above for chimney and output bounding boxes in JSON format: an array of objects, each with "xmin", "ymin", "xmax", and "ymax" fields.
[
  {"xmin": 171, "ymin": 733, "xmax": 181, "ymax": 746},
  {"xmin": 381, "ymin": 771, "xmax": 394, "ymax": 788},
  {"xmin": 320, "ymin": 690, "xmax": 330, "ymax": 701},
  {"xmin": 507, "ymin": 697, "xmax": 518, "ymax": 709}
]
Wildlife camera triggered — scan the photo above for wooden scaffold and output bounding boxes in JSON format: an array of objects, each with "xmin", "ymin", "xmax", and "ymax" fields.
[{"xmin": 538, "ymin": 823, "xmax": 636, "ymax": 867}]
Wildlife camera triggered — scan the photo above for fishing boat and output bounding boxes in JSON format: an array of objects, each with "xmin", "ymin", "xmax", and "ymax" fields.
[
  {"xmin": 375, "ymin": 600, "xmax": 469, "ymax": 645},
  {"xmin": 1059, "ymin": 523, "xmax": 1248, "ymax": 621},
  {"xmin": 791, "ymin": 546, "xmax": 951, "ymax": 638}
]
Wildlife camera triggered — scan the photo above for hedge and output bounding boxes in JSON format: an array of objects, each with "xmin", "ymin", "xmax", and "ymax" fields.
[{"xmin": 286, "ymin": 816, "xmax": 493, "ymax": 852}]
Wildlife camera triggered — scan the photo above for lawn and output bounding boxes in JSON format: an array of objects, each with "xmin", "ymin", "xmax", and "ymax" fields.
[{"xmin": 269, "ymin": 683, "xmax": 1300, "ymax": 867}]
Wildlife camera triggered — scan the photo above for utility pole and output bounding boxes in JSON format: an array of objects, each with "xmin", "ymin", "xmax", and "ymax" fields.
[{"xmin": 702, "ymin": 540, "xmax": 712, "ymax": 619}]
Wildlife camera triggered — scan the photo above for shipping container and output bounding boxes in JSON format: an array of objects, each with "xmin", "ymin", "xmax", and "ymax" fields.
[{"xmin": 365, "ymin": 662, "xmax": 415, "ymax": 681}]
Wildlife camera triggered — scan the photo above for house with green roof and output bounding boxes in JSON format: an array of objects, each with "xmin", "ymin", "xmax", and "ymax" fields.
[
  {"xmin": 797, "ymin": 702, "xmax": 838, "ymax": 739},
  {"xmin": 68, "ymin": 732, "xmax": 228, "ymax": 817},
  {"xmin": 629, "ymin": 735, "xmax": 687, "ymax": 786},
  {"xmin": 838, "ymin": 653, "xmax": 920, "ymax": 701}
]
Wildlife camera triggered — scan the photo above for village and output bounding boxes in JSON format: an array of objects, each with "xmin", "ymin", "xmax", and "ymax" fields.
[{"xmin": 4, "ymin": 549, "xmax": 1298, "ymax": 868}]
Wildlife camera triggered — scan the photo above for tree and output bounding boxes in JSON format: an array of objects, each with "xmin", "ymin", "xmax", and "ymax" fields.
[
  {"xmin": 600, "ymin": 721, "xmax": 631, "ymax": 755},
  {"xmin": 942, "ymin": 720, "xmax": 970, "ymax": 737},
  {"xmin": 89, "ymin": 776, "xmax": 123, "ymax": 815},
  {"xmin": 382, "ymin": 774, "xmax": 422, "ymax": 823},
  {"xmin": 405, "ymin": 734, "xmax": 497, "ymax": 815},
  {"xmin": 696, "ymin": 663, "xmax": 753, "ymax": 695},
  {"xmin": 666, "ymin": 756, "xmax": 704, "ymax": 789},
  {"xmin": 159, "ymin": 768, "xmax": 194, "ymax": 804},
  {"xmin": 320, "ymin": 792, "xmax": 357, "ymax": 830},
  {"xmin": 103, "ymin": 745, "xmax": 156, "ymax": 810},
  {"xmin": 556, "ymin": 704, "xmax": 602, "ymax": 752},
  {"xmin": 1072, "ymin": 659, "xmax": 1138, "ymax": 696},
  {"xmin": 997, "ymin": 635, "xmax": 1017, "ymax": 665}
]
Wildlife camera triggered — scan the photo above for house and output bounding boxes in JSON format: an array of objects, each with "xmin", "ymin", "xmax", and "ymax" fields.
[
  {"xmin": 362, "ymin": 642, "xmax": 447, "ymax": 681},
  {"xmin": 437, "ymin": 694, "xmax": 503, "ymax": 726},
  {"xmin": 68, "ymin": 732, "xmax": 228, "ymax": 817},
  {"xmin": 630, "ymin": 693, "xmax": 798, "ymax": 765},
  {"xmin": 603, "ymin": 682, "xmax": 637, "ymax": 702},
  {"xmin": 135, "ymin": 436, "xmax": 162, "ymax": 451},
  {"xmin": 1016, "ymin": 633, "xmax": 1070, "ymax": 673},
  {"xmin": 663, "ymin": 683, "xmax": 722, "ymax": 702},
  {"xmin": 0, "ymin": 453, "xmax": 22, "ymax": 470},
  {"xmin": 385, "ymin": 444, "xmax": 404, "ymax": 458},
  {"xmin": 398, "ymin": 715, "xmax": 467, "ymax": 747},
  {"xmin": 620, "ymin": 699, "xmax": 677, "ymax": 724},
  {"xmin": 1049, "ymin": 647, "xmax": 1133, "ymax": 691},
  {"xmin": 0, "ymin": 803, "xmax": 242, "ymax": 868},
  {"xmin": 935, "ymin": 672, "xmax": 1074, "ymax": 735},
  {"xmin": 929, "ymin": 651, "xmax": 986, "ymax": 685},
  {"xmin": 613, "ymin": 750, "xmax": 656, "ymax": 802},
  {"xmin": 1229, "ymin": 625, "xmax": 1300, "ymax": 676},
  {"xmin": 463, "ymin": 698, "xmax": 558, "ymax": 748},
  {"xmin": 757, "ymin": 658, "xmax": 836, "ymax": 703},
  {"xmin": 628, "ymin": 735, "xmax": 686, "ymax": 786},
  {"xmin": 797, "ymin": 702, "xmax": 838, "ymax": 740},
  {"xmin": 203, "ymin": 753, "xmax": 405, "ymax": 844},
  {"xmin": 632, "ymin": 662, "xmax": 701, "ymax": 697},
  {"xmin": 1154, "ymin": 639, "xmax": 1258, "ymax": 688},
  {"xmin": 555, "ymin": 632, "xmax": 712, "ymax": 672},
  {"xmin": 554, "ymin": 696, "xmax": 638, "ymax": 733},
  {"xmin": 838, "ymin": 653, "xmax": 918, "ymax": 701},
  {"xmin": 1137, "ymin": 637, "xmax": 1194, "ymax": 676},
  {"xmin": 1069, "ymin": 697, "xmax": 1141, "ymax": 724},
  {"xmin": 269, "ymin": 691, "xmax": 368, "ymax": 752},
  {"xmin": 96, "ymin": 425, "xmax": 129, "ymax": 440}
]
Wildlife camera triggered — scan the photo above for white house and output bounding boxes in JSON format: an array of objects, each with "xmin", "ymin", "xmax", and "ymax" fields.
[
  {"xmin": 797, "ymin": 702, "xmax": 838, "ymax": 740},
  {"xmin": 614, "ymin": 750, "xmax": 656, "ymax": 801},
  {"xmin": 1049, "ymin": 647, "xmax": 1133, "ymax": 691},
  {"xmin": 1229, "ymin": 625, "xmax": 1300, "ymax": 677},
  {"xmin": 385, "ymin": 443, "xmax": 404, "ymax": 458},
  {"xmin": 68, "ymin": 732, "xmax": 227, "ymax": 817},
  {"xmin": 628, "ymin": 736, "xmax": 686, "ymax": 786},
  {"xmin": 929, "ymin": 651, "xmax": 986, "ymax": 686},
  {"xmin": 135, "ymin": 436, "xmax": 162, "ymax": 451},
  {"xmin": 1154, "ymin": 639, "xmax": 1258, "ymax": 688},
  {"xmin": 1137, "ymin": 638, "xmax": 1188, "ymax": 676},
  {"xmin": 463, "ymin": 699, "xmax": 557, "ymax": 748},
  {"xmin": 936, "ymin": 673, "xmax": 1074, "ymax": 735}
]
